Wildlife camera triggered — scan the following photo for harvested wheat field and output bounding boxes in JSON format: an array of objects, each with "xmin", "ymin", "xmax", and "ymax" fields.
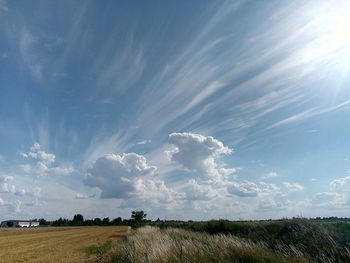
[{"xmin": 0, "ymin": 226, "xmax": 129, "ymax": 263}]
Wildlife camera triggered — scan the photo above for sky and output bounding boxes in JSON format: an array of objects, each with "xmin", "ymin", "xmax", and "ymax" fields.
[{"xmin": 0, "ymin": 0, "xmax": 350, "ymax": 221}]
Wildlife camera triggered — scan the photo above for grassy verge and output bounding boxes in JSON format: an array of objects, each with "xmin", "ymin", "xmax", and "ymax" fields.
[
  {"xmin": 154, "ymin": 219, "xmax": 350, "ymax": 262},
  {"xmin": 107, "ymin": 226, "xmax": 310, "ymax": 263}
]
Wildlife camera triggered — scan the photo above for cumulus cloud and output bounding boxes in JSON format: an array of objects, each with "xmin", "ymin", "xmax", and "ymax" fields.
[
  {"xmin": 128, "ymin": 178, "xmax": 180, "ymax": 206},
  {"xmin": 330, "ymin": 175, "xmax": 350, "ymax": 187},
  {"xmin": 227, "ymin": 181, "xmax": 282, "ymax": 198},
  {"xmin": 167, "ymin": 132, "xmax": 234, "ymax": 180},
  {"xmin": 20, "ymin": 143, "xmax": 74, "ymax": 176},
  {"xmin": 85, "ymin": 153, "xmax": 182, "ymax": 209},
  {"xmin": 85, "ymin": 153, "xmax": 157, "ymax": 197},
  {"xmin": 283, "ymin": 182, "xmax": 304, "ymax": 192},
  {"xmin": 21, "ymin": 142, "xmax": 55, "ymax": 165},
  {"xmin": 258, "ymin": 196, "xmax": 287, "ymax": 210},
  {"xmin": 259, "ymin": 182, "xmax": 281, "ymax": 194},
  {"xmin": 227, "ymin": 181, "xmax": 260, "ymax": 197},
  {"xmin": 182, "ymin": 179, "xmax": 220, "ymax": 200},
  {"xmin": 36, "ymin": 162, "xmax": 74, "ymax": 176}
]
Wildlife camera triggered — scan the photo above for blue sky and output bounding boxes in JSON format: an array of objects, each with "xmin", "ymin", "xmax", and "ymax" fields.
[{"xmin": 1, "ymin": 0, "xmax": 350, "ymax": 221}]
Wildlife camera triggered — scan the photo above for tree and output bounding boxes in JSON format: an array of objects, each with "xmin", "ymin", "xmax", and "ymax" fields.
[
  {"xmin": 93, "ymin": 217, "xmax": 102, "ymax": 225},
  {"xmin": 112, "ymin": 217, "xmax": 122, "ymax": 225},
  {"xmin": 73, "ymin": 214, "xmax": 84, "ymax": 225},
  {"xmin": 131, "ymin": 211, "xmax": 147, "ymax": 222},
  {"xmin": 38, "ymin": 218, "xmax": 48, "ymax": 225},
  {"xmin": 102, "ymin": 217, "xmax": 110, "ymax": 225}
]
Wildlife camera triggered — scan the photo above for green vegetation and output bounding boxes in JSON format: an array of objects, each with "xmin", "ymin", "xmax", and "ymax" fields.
[
  {"xmin": 84, "ymin": 240, "xmax": 114, "ymax": 263},
  {"xmin": 154, "ymin": 219, "xmax": 350, "ymax": 262},
  {"xmin": 103, "ymin": 219, "xmax": 350, "ymax": 263},
  {"xmin": 108, "ymin": 226, "xmax": 309, "ymax": 263},
  {"xmin": 35, "ymin": 212, "xmax": 350, "ymax": 262}
]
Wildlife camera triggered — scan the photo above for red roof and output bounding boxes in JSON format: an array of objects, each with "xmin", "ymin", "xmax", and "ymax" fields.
[{"xmin": 5, "ymin": 220, "xmax": 38, "ymax": 222}]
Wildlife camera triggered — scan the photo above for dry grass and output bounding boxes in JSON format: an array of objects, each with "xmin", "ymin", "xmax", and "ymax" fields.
[
  {"xmin": 111, "ymin": 226, "xmax": 310, "ymax": 263},
  {"xmin": 0, "ymin": 226, "xmax": 128, "ymax": 263}
]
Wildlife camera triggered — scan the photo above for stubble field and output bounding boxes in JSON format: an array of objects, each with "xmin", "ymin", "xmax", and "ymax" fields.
[{"xmin": 0, "ymin": 226, "xmax": 128, "ymax": 263}]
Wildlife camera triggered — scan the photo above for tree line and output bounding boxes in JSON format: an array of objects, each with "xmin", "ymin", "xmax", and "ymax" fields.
[
  {"xmin": 37, "ymin": 211, "xmax": 149, "ymax": 227},
  {"xmin": 36, "ymin": 213, "xmax": 350, "ymax": 227}
]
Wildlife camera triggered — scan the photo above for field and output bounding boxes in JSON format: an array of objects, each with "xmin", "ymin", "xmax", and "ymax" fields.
[
  {"xmin": 110, "ymin": 219, "xmax": 350, "ymax": 263},
  {"xmin": 0, "ymin": 220, "xmax": 349, "ymax": 263},
  {"xmin": 0, "ymin": 226, "xmax": 128, "ymax": 263}
]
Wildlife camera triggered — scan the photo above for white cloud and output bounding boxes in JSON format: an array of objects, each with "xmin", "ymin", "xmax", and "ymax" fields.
[
  {"xmin": 19, "ymin": 29, "xmax": 43, "ymax": 81},
  {"xmin": 85, "ymin": 153, "xmax": 157, "ymax": 199},
  {"xmin": 19, "ymin": 164, "xmax": 31, "ymax": 173},
  {"xmin": 330, "ymin": 174, "xmax": 350, "ymax": 187},
  {"xmin": 0, "ymin": 197, "xmax": 4, "ymax": 206},
  {"xmin": 75, "ymin": 193, "xmax": 89, "ymax": 199},
  {"xmin": 283, "ymin": 182, "xmax": 304, "ymax": 192},
  {"xmin": 20, "ymin": 143, "xmax": 74, "ymax": 176},
  {"xmin": 36, "ymin": 162, "xmax": 74, "ymax": 176},
  {"xmin": 21, "ymin": 142, "xmax": 55, "ymax": 165},
  {"xmin": 258, "ymin": 196, "xmax": 287, "ymax": 210},
  {"xmin": 0, "ymin": 155, "xmax": 5, "ymax": 163},
  {"xmin": 82, "ymin": 131, "xmax": 131, "ymax": 168},
  {"xmin": 0, "ymin": 176, "xmax": 14, "ymax": 182},
  {"xmin": 182, "ymin": 179, "xmax": 219, "ymax": 201},
  {"xmin": 227, "ymin": 181, "xmax": 260, "ymax": 197},
  {"xmin": 259, "ymin": 182, "xmax": 281, "ymax": 194},
  {"xmin": 167, "ymin": 132, "xmax": 234, "ymax": 180},
  {"xmin": 0, "ymin": 176, "xmax": 41, "ymax": 199},
  {"xmin": 261, "ymin": 171, "xmax": 279, "ymax": 180},
  {"xmin": 15, "ymin": 187, "xmax": 41, "ymax": 198},
  {"xmin": 84, "ymin": 153, "xmax": 182, "ymax": 210},
  {"xmin": 137, "ymin": 140, "xmax": 151, "ymax": 145},
  {"xmin": 228, "ymin": 181, "xmax": 282, "ymax": 198},
  {"xmin": 266, "ymin": 99, "xmax": 350, "ymax": 130},
  {"xmin": 8, "ymin": 200, "xmax": 21, "ymax": 213},
  {"xmin": 312, "ymin": 192, "xmax": 349, "ymax": 208},
  {"xmin": 0, "ymin": 176, "xmax": 15, "ymax": 193},
  {"xmin": 126, "ymin": 178, "xmax": 180, "ymax": 207}
]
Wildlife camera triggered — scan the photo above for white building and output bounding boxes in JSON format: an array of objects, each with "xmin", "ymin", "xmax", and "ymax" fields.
[{"xmin": 0, "ymin": 220, "xmax": 39, "ymax": 227}]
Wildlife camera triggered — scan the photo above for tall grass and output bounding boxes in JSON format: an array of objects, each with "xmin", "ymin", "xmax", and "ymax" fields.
[
  {"xmin": 155, "ymin": 219, "xmax": 350, "ymax": 263},
  {"xmin": 109, "ymin": 226, "xmax": 310, "ymax": 263}
]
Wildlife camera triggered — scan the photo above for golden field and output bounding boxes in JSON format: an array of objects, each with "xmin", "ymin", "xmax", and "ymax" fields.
[{"xmin": 0, "ymin": 226, "xmax": 128, "ymax": 263}]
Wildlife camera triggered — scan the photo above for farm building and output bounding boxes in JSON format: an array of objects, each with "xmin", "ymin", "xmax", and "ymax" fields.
[{"xmin": 0, "ymin": 220, "xmax": 39, "ymax": 227}]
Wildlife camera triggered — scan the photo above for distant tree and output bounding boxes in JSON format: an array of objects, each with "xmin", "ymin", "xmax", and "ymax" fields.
[
  {"xmin": 73, "ymin": 214, "xmax": 84, "ymax": 225},
  {"xmin": 85, "ymin": 219, "xmax": 94, "ymax": 226},
  {"xmin": 93, "ymin": 217, "xmax": 102, "ymax": 225},
  {"xmin": 156, "ymin": 218, "xmax": 161, "ymax": 223},
  {"xmin": 53, "ymin": 217, "xmax": 69, "ymax": 226},
  {"xmin": 131, "ymin": 211, "xmax": 147, "ymax": 222},
  {"xmin": 102, "ymin": 217, "xmax": 110, "ymax": 225},
  {"xmin": 112, "ymin": 217, "xmax": 122, "ymax": 225},
  {"xmin": 38, "ymin": 218, "xmax": 48, "ymax": 225}
]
